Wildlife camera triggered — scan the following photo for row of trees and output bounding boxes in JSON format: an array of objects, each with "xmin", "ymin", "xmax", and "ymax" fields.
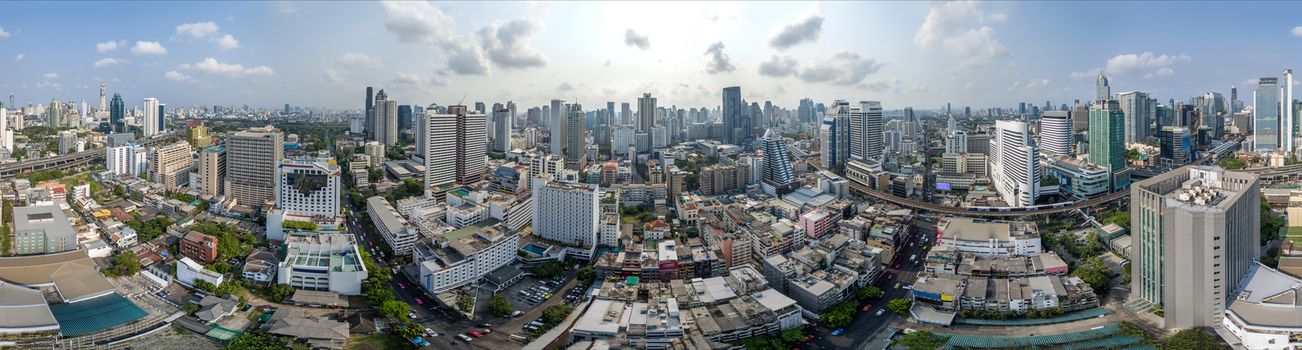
[{"xmin": 957, "ymin": 307, "xmax": 1066, "ymax": 320}]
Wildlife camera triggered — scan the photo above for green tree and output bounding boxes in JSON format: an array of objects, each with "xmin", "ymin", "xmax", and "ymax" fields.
[
  {"xmin": 489, "ymin": 294, "xmax": 514, "ymax": 317},
  {"xmin": 541, "ymin": 304, "xmax": 574, "ymax": 326},
  {"xmin": 378, "ymin": 300, "xmax": 412, "ymax": 321},
  {"xmin": 887, "ymin": 298, "xmax": 912, "ymax": 315},
  {"xmin": 577, "ymin": 266, "xmax": 596, "ymax": 282},
  {"xmin": 1160, "ymin": 329, "xmax": 1220, "ymax": 350},
  {"xmin": 858, "ymin": 286, "xmax": 884, "ymax": 300},
  {"xmin": 780, "ymin": 326, "xmax": 805, "ymax": 342},
  {"xmin": 1071, "ymin": 256, "xmax": 1114, "ymax": 294},
  {"xmin": 457, "ymin": 294, "xmax": 474, "ymax": 313},
  {"xmin": 193, "ymin": 279, "xmax": 218, "ymax": 293},
  {"xmin": 819, "ymin": 301, "xmax": 855, "ymax": 327},
  {"xmin": 267, "ymin": 284, "xmax": 295, "ymax": 301},
  {"xmin": 895, "ymin": 330, "xmax": 950, "ymax": 350},
  {"xmin": 182, "ymin": 302, "xmax": 200, "ymax": 314},
  {"xmin": 530, "ymin": 261, "xmax": 564, "ymax": 278},
  {"xmin": 223, "ymin": 332, "xmax": 283, "ymax": 350},
  {"xmin": 393, "ymin": 320, "xmax": 424, "ymax": 339},
  {"xmin": 111, "ymin": 250, "xmax": 142, "ymax": 276}
]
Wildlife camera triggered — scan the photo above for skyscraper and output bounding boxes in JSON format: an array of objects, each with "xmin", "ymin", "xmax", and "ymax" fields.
[
  {"xmin": 45, "ymin": 98, "xmax": 61, "ymax": 128},
  {"xmin": 1130, "ymin": 166, "xmax": 1259, "ymax": 329},
  {"xmin": 549, "ymin": 99, "xmax": 565, "ymax": 155},
  {"xmin": 226, "ymin": 126, "xmax": 284, "ymax": 208},
  {"xmin": 397, "ymin": 104, "xmax": 413, "ymax": 133},
  {"xmin": 820, "ymin": 100, "xmax": 851, "ymax": 169},
  {"xmin": 989, "ymin": 120, "xmax": 1040, "ymax": 207},
  {"xmin": 1203, "ymin": 92, "xmax": 1226, "ymax": 138},
  {"xmin": 1283, "ymin": 69, "xmax": 1295, "ymax": 154},
  {"xmin": 638, "ymin": 93, "xmax": 656, "ymax": 134},
  {"xmin": 849, "ymin": 101, "xmax": 884, "ymax": 161},
  {"xmin": 371, "ymin": 89, "xmax": 398, "ymax": 146},
  {"xmin": 1117, "ymin": 91, "xmax": 1154, "ymax": 143},
  {"xmin": 364, "ymin": 86, "xmax": 374, "ymax": 140},
  {"xmin": 275, "ymin": 157, "xmax": 341, "ymax": 218},
  {"xmin": 760, "ymin": 129, "xmax": 796, "ymax": 196},
  {"xmin": 564, "ymin": 103, "xmax": 585, "ymax": 169},
  {"xmin": 98, "ymin": 83, "xmax": 107, "ymax": 113},
  {"xmin": 1088, "ymin": 100, "xmax": 1127, "ymax": 190},
  {"xmin": 421, "ymin": 105, "xmax": 487, "ymax": 197},
  {"xmin": 492, "ymin": 107, "xmax": 512, "ymax": 152},
  {"xmin": 1095, "ymin": 73, "xmax": 1111, "ymax": 101},
  {"xmin": 198, "ymin": 145, "xmax": 225, "ymax": 198},
  {"xmin": 142, "ymin": 97, "xmax": 160, "ymax": 136},
  {"xmin": 620, "ymin": 102, "xmax": 631, "ymax": 126},
  {"xmin": 722, "ymin": 86, "xmax": 742, "ymax": 144},
  {"xmin": 148, "ymin": 141, "xmax": 192, "ymax": 190},
  {"xmin": 1255, "ymin": 77, "xmax": 1280, "ymax": 152},
  {"xmin": 1039, "ymin": 111, "xmax": 1071, "ymax": 156},
  {"xmin": 109, "ymin": 93, "xmax": 125, "ymax": 133}
]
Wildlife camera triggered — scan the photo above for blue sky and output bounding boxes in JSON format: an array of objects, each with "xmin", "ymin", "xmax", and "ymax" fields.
[{"xmin": 2, "ymin": 1, "xmax": 1301, "ymax": 111}]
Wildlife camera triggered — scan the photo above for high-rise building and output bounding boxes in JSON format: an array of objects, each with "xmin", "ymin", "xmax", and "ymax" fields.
[
  {"xmin": 110, "ymin": 93, "xmax": 125, "ymax": 133},
  {"xmin": 1039, "ymin": 111, "xmax": 1071, "ymax": 156},
  {"xmin": 397, "ymin": 104, "xmax": 413, "ymax": 134},
  {"xmin": 276, "ymin": 157, "xmax": 341, "ymax": 218},
  {"xmin": 531, "ymin": 177, "xmax": 599, "ymax": 259},
  {"xmin": 564, "ymin": 104, "xmax": 586, "ymax": 169},
  {"xmin": 492, "ymin": 107, "xmax": 512, "ymax": 153},
  {"xmin": 638, "ymin": 93, "xmax": 656, "ymax": 134},
  {"xmin": 821, "ymin": 100, "xmax": 851, "ymax": 169},
  {"xmin": 106, "ymin": 141, "xmax": 146, "ymax": 176},
  {"xmin": 1283, "ymin": 69, "xmax": 1295, "ymax": 154},
  {"xmin": 98, "ymin": 83, "xmax": 107, "ymax": 113},
  {"xmin": 1095, "ymin": 73, "xmax": 1111, "ymax": 101},
  {"xmin": 371, "ymin": 89, "xmax": 397, "ymax": 146},
  {"xmin": 549, "ymin": 99, "xmax": 565, "ymax": 155},
  {"xmin": 364, "ymin": 86, "xmax": 374, "ymax": 140},
  {"xmin": 1158, "ymin": 126, "xmax": 1191, "ymax": 166},
  {"xmin": 142, "ymin": 98, "xmax": 160, "ymax": 136},
  {"xmin": 945, "ymin": 130, "xmax": 968, "ymax": 154},
  {"xmin": 1117, "ymin": 91, "xmax": 1154, "ymax": 144},
  {"xmin": 421, "ymin": 105, "xmax": 487, "ymax": 197},
  {"xmin": 226, "ymin": 126, "xmax": 284, "ymax": 208},
  {"xmin": 620, "ymin": 102, "xmax": 632, "ymax": 126},
  {"xmin": 1089, "ymin": 100, "xmax": 1127, "ymax": 189},
  {"xmin": 1255, "ymin": 77, "xmax": 1280, "ymax": 152},
  {"xmin": 148, "ymin": 141, "xmax": 193, "ymax": 190},
  {"xmin": 849, "ymin": 101, "xmax": 884, "ymax": 161},
  {"xmin": 722, "ymin": 86, "xmax": 742, "ymax": 144},
  {"xmin": 157, "ymin": 103, "xmax": 165, "ymax": 134},
  {"xmin": 989, "ymin": 120, "xmax": 1040, "ymax": 207},
  {"xmin": 760, "ymin": 129, "xmax": 796, "ymax": 196},
  {"xmin": 1130, "ymin": 166, "xmax": 1259, "ymax": 329},
  {"xmin": 1203, "ymin": 92, "xmax": 1226, "ymax": 138},
  {"xmin": 198, "ymin": 145, "xmax": 225, "ymax": 198}
]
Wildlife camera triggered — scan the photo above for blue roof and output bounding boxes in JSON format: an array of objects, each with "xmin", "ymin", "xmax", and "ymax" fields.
[{"xmin": 50, "ymin": 293, "xmax": 148, "ymax": 337}]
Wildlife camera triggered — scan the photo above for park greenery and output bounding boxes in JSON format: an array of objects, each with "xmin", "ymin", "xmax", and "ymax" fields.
[
  {"xmin": 456, "ymin": 294, "xmax": 474, "ymax": 313},
  {"xmin": 124, "ymin": 216, "xmax": 174, "ymax": 243},
  {"xmin": 282, "ymin": 220, "xmax": 318, "ymax": 231},
  {"xmin": 734, "ymin": 326, "xmax": 806, "ymax": 350},
  {"xmin": 895, "ymin": 330, "xmax": 950, "ymax": 350}
]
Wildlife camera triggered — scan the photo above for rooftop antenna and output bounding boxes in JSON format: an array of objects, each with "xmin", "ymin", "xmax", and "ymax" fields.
[{"xmin": 458, "ymin": 91, "xmax": 467, "ymax": 106}]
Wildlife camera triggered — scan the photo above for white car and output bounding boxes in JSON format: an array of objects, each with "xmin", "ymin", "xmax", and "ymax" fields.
[
  {"xmin": 408, "ymin": 312, "xmax": 417, "ymax": 319},
  {"xmin": 876, "ymin": 309, "xmax": 886, "ymax": 317}
]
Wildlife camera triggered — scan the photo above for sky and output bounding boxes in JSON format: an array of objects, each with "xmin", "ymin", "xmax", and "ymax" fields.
[{"xmin": 3, "ymin": 1, "xmax": 1302, "ymax": 112}]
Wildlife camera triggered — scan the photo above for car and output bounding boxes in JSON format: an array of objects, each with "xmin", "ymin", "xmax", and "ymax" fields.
[
  {"xmin": 398, "ymin": 282, "xmax": 406, "ymax": 289},
  {"xmin": 408, "ymin": 312, "xmax": 417, "ymax": 319},
  {"xmin": 481, "ymin": 329, "xmax": 492, "ymax": 334},
  {"xmin": 876, "ymin": 309, "xmax": 886, "ymax": 317},
  {"xmin": 479, "ymin": 323, "xmax": 492, "ymax": 328},
  {"xmin": 415, "ymin": 298, "xmax": 425, "ymax": 305},
  {"xmin": 241, "ymin": 304, "xmax": 253, "ymax": 312},
  {"xmin": 903, "ymin": 284, "xmax": 913, "ymax": 290},
  {"xmin": 861, "ymin": 304, "xmax": 872, "ymax": 312},
  {"xmin": 886, "ymin": 273, "xmax": 895, "ymax": 280},
  {"xmin": 894, "ymin": 263, "xmax": 901, "ymax": 269},
  {"xmin": 894, "ymin": 283, "xmax": 901, "ymax": 289},
  {"xmin": 511, "ymin": 310, "xmax": 525, "ymax": 317},
  {"xmin": 830, "ymin": 328, "xmax": 844, "ymax": 336},
  {"xmin": 457, "ymin": 334, "xmax": 473, "ymax": 342},
  {"xmin": 468, "ymin": 330, "xmax": 483, "ymax": 338}
]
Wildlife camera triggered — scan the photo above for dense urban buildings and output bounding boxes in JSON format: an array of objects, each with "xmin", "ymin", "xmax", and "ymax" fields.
[
  {"xmin": 989, "ymin": 120, "xmax": 1040, "ymax": 207},
  {"xmin": 225, "ymin": 125, "xmax": 284, "ymax": 207}
]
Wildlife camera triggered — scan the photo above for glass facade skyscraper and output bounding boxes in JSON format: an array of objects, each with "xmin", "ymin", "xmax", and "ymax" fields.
[{"xmin": 1255, "ymin": 77, "xmax": 1279, "ymax": 151}]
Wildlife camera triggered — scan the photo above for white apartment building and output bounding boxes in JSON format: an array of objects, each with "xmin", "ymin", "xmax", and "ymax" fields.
[
  {"xmin": 106, "ymin": 143, "xmax": 146, "ymax": 177},
  {"xmin": 276, "ymin": 157, "xmax": 341, "ymax": 218},
  {"xmin": 940, "ymin": 217, "xmax": 1042, "ymax": 256},
  {"xmin": 367, "ymin": 196, "xmax": 418, "ymax": 256},
  {"xmin": 989, "ymin": 120, "xmax": 1041, "ymax": 207},
  {"xmin": 277, "ymin": 233, "xmax": 367, "ymax": 295},
  {"xmin": 414, "ymin": 220, "xmax": 519, "ymax": 294},
  {"xmin": 531, "ymin": 177, "xmax": 599, "ymax": 259}
]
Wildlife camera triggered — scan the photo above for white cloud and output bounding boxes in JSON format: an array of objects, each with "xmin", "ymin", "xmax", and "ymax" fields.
[
  {"xmin": 624, "ymin": 29, "xmax": 650, "ymax": 50},
  {"xmin": 1156, "ymin": 67, "xmax": 1175, "ymax": 76},
  {"xmin": 37, "ymin": 81, "xmax": 61, "ymax": 90},
  {"xmin": 798, "ymin": 52, "xmax": 883, "ymax": 85},
  {"xmin": 131, "ymin": 41, "xmax": 168, "ymax": 55},
  {"xmin": 321, "ymin": 69, "xmax": 345, "ymax": 84},
  {"xmin": 1070, "ymin": 68, "xmax": 1103, "ymax": 80},
  {"xmin": 215, "ymin": 34, "xmax": 240, "ymax": 50},
  {"xmin": 0, "ymin": 26, "xmax": 9, "ymax": 38},
  {"xmin": 915, "ymin": 1, "xmax": 1008, "ymax": 67},
  {"xmin": 13, "ymin": 54, "xmax": 22, "ymax": 61},
  {"xmin": 757, "ymin": 55, "xmax": 799, "ymax": 77},
  {"xmin": 703, "ymin": 42, "xmax": 736, "ymax": 74},
  {"xmin": 1024, "ymin": 78, "xmax": 1050, "ymax": 90},
  {"xmin": 478, "ymin": 18, "xmax": 548, "ymax": 69},
  {"xmin": 339, "ymin": 52, "xmax": 383, "ymax": 69},
  {"xmin": 381, "ymin": 2, "xmax": 456, "ymax": 45},
  {"xmin": 43, "ymin": 72, "xmax": 58, "ymax": 79},
  {"xmin": 1293, "ymin": 26, "xmax": 1302, "ymax": 37},
  {"xmin": 175, "ymin": 21, "xmax": 219, "ymax": 39},
  {"xmin": 769, "ymin": 10, "xmax": 823, "ymax": 50},
  {"xmin": 390, "ymin": 72, "xmax": 448, "ymax": 89},
  {"xmin": 164, "ymin": 70, "xmax": 196, "ymax": 82},
  {"xmin": 276, "ymin": 1, "xmax": 298, "ymax": 15},
  {"xmin": 557, "ymin": 82, "xmax": 574, "ymax": 91},
  {"xmin": 382, "ymin": 2, "xmax": 547, "ymax": 76},
  {"xmin": 96, "ymin": 40, "xmax": 126, "ymax": 53},
  {"xmin": 1105, "ymin": 52, "xmax": 1189, "ymax": 75},
  {"xmin": 94, "ymin": 58, "xmax": 126, "ymax": 67},
  {"xmin": 604, "ymin": 59, "xmax": 611, "ymax": 67},
  {"xmin": 180, "ymin": 58, "xmax": 274, "ymax": 77}
]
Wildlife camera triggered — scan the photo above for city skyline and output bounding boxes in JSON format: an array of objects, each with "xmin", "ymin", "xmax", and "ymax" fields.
[{"xmin": 3, "ymin": 2, "xmax": 1302, "ymax": 110}]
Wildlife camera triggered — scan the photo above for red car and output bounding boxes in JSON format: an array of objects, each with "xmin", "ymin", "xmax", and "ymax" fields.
[
  {"xmin": 468, "ymin": 330, "xmax": 483, "ymax": 338},
  {"xmin": 894, "ymin": 263, "xmax": 901, "ymax": 269},
  {"xmin": 861, "ymin": 304, "xmax": 873, "ymax": 312}
]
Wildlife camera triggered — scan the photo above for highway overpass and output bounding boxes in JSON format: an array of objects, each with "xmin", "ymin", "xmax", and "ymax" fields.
[{"xmin": 0, "ymin": 134, "xmax": 178, "ymax": 180}]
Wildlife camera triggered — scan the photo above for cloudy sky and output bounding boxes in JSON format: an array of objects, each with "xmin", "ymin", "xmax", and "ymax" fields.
[{"xmin": 2, "ymin": 1, "xmax": 1301, "ymax": 111}]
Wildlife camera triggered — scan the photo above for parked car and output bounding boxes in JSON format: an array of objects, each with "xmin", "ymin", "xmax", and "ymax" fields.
[
  {"xmin": 479, "ymin": 323, "xmax": 492, "ymax": 328},
  {"xmin": 468, "ymin": 330, "xmax": 483, "ymax": 338},
  {"xmin": 457, "ymin": 334, "xmax": 473, "ymax": 341},
  {"xmin": 830, "ymin": 328, "xmax": 844, "ymax": 336},
  {"xmin": 876, "ymin": 309, "xmax": 886, "ymax": 317}
]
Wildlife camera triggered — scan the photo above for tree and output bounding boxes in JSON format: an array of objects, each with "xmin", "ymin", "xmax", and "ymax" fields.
[
  {"xmin": 530, "ymin": 261, "xmax": 563, "ymax": 279},
  {"xmin": 110, "ymin": 250, "xmax": 142, "ymax": 276},
  {"xmin": 193, "ymin": 279, "xmax": 218, "ymax": 293},
  {"xmin": 268, "ymin": 284, "xmax": 295, "ymax": 301},
  {"xmin": 378, "ymin": 300, "xmax": 412, "ymax": 321},
  {"xmin": 223, "ymin": 332, "xmax": 283, "ymax": 350},
  {"xmin": 780, "ymin": 326, "xmax": 805, "ymax": 342},
  {"xmin": 457, "ymin": 294, "xmax": 474, "ymax": 313},
  {"xmin": 393, "ymin": 320, "xmax": 424, "ymax": 339},
  {"xmin": 489, "ymin": 294, "xmax": 514, "ymax": 317},
  {"xmin": 182, "ymin": 302, "xmax": 200, "ymax": 314},
  {"xmin": 1160, "ymin": 329, "xmax": 1219, "ymax": 350},
  {"xmin": 896, "ymin": 330, "xmax": 950, "ymax": 350},
  {"xmin": 819, "ymin": 301, "xmax": 855, "ymax": 327},
  {"xmin": 858, "ymin": 286, "xmax": 884, "ymax": 300},
  {"xmin": 1071, "ymin": 257, "xmax": 1114, "ymax": 294},
  {"xmin": 541, "ymin": 304, "xmax": 574, "ymax": 326},
  {"xmin": 577, "ymin": 266, "xmax": 595, "ymax": 282},
  {"xmin": 887, "ymin": 298, "xmax": 912, "ymax": 315}
]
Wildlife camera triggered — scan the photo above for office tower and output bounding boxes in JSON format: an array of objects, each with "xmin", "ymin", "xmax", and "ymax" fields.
[
  {"xmin": 549, "ymin": 99, "xmax": 563, "ymax": 129},
  {"xmin": 1158, "ymin": 126, "xmax": 1191, "ymax": 166},
  {"xmin": 760, "ymin": 129, "xmax": 796, "ymax": 196},
  {"xmin": 620, "ymin": 102, "xmax": 631, "ymax": 126},
  {"xmin": 1117, "ymin": 91, "xmax": 1154, "ymax": 143},
  {"xmin": 564, "ymin": 104, "xmax": 585, "ymax": 169},
  {"xmin": 637, "ymin": 93, "xmax": 656, "ymax": 134},
  {"xmin": 1203, "ymin": 92, "xmax": 1226, "ymax": 138},
  {"xmin": 110, "ymin": 93, "xmax": 125, "ymax": 133},
  {"xmin": 45, "ymin": 98, "xmax": 61, "ymax": 128},
  {"xmin": 549, "ymin": 99, "xmax": 565, "ymax": 155},
  {"xmin": 98, "ymin": 83, "xmax": 107, "ymax": 112},
  {"xmin": 1088, "ymin": 100, "xmax": 1127, "ymax": 190},
  {"xmin": 1130, "ymin": 166, "xmax": 1259, "ymax": 329},
  {"xmin": 531, "ymin": 177, "xmax": 599, "ymax": 258},
  {"xmin": 198, "ymin": 146, "xmax": 225, "ymax": 197},
  {"xmin": 1231, "ymin": 86, "xmax": 1239, "ymax": 113},
  {"xmin": 1069, "ymin": 102, "xmax": 1090, "ymax": 132},
  {"xmin": 820, "ymin": 101, "xmax": 851, "ymax": 169},
  {"xmin": 945, "ymin": 130, "xmax": 968, "ymax": 154},
  {"xmin": 989, "ymin": 120, "xmax": 1041, "ymax": 207},
  {"xmin": 722, "ymin": 86, "xmax": 742, "ymax": 144},
  {"xmin": 364, "ymin": 86, "xmax": 374, "ymax": 140},
  {"xmin": 276, "ymin": 157, "xmax": 341, "ymax": 217},
  {"xmin": 474, "ymin": 102, "xmax": 486, "ymax": 114},
  {"xmin": 1040, "ymin": 111, "xmax": 1071, "ymax": 156},
  {"xmin": 605, "ymin": 101, "xmax": 615, "ymax": 126},
  {"xmin": 226, "ymin": 126, "xmax": 284, "ymax": 207},
  {"xmin": 371, "ymin": 89, "xmax": 397, "ymax": 146},
  {"xmin": 1255, "ymin": 78, "xmax": 1281, "ymax": 151},
  {"xmin": 1095, "ymin": 73, "xmax": 1110, "ymax": 101},
  {"xmin": 492, "ymin": 107, "xmax": 511, "ymax": 152},
  {"xmin": 1284, "ymin": 69, "xmax": 1295, "ymax": 153},
  {"xmin": 142, "ymin": 98, "xmax": 159, "ymax": 136},
  {"xmin": 422, "ymin": 105, "xmax": 487, "ymax": 197},
  {"xmin": 849, "ymin": 101, "xmax": 884, "ymax": 161},
  {"xmin": 148, "ymin": 141, "xmax": 193, "ymax": 190},
  {"xmin": 157, "ymin": 103, "xmax": 165, "ymax": 133},
  {"xmin": 397, "ymin": 105, "xmax": 413, "ymax": 133},
  {"xmin": 798, "ymin": 98, "xmax": 815, "ymax": 123}
]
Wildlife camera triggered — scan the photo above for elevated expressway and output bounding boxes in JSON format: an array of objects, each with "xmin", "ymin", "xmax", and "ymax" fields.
[{"xmin": 0, "ymin": 134, "xmax": 178, "ymax": 180}]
